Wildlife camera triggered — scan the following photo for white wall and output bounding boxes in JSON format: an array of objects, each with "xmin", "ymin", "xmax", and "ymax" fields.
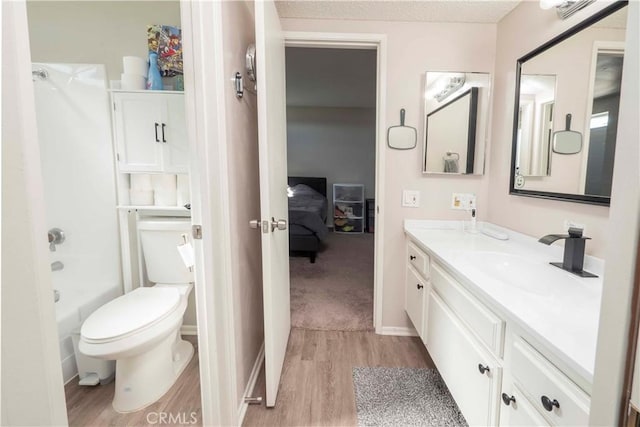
[
  {"xmin": 287, "ymin": 106, "xmax": 377, "ymax": 203},
  {"xmin": 1, "ymin": 2, "xmax": 68, "ymax": 425},
  {"xmin": 282, "ymin": 18, "xmax": 497, "ymax": 329},
  {"xmin": 220, "ymin": 0, "xmax": 265, "ymax": 417},
  {"xmin": 26, "ymin": 1, "xmax": 180, "ymax": 81},
  {"xmin": 590, "ymin": 1, "xmax": 639, "ymax": 424}
]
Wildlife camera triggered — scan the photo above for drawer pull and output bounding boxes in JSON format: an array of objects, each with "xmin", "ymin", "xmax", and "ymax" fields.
[
  {"xmin": 478, "ymin": 364, "xmax": 490, "ymax": 375},
  {"xmin": 541, "ymin": 395, "xmax": 560, "ymax": 411},
  {"xmin": 501, "ymin": 393, "xmax": 516, "ymax": 406},
  {"xmin": 417, "ymin": 284, "xmax": 423, "ymax": 290},
  {"xmin": 410, "ymin": 255, "xmax": 416, "ymax": 260}
]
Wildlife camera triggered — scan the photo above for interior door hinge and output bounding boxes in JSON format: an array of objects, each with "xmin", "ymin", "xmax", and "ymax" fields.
[
  {"xmin": 116, "ymin": 153, "xmax": 120, "ymax": 161},
  {"xmin": 113, "ymin": 102, "xmax": 116, "ymax": 111},
  {"xmin": 192, "ymin": 224, "xmax": 202, "ymax": 240}
]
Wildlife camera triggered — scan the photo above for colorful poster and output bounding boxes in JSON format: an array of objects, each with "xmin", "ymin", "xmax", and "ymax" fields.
[{"xmin": 147, "ymin": 25, "xmax": 183, "ymax": 76}]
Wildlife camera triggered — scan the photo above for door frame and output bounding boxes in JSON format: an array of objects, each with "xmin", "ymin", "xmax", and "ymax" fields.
[{"xmin": 284, "ymin": 32, "xmax": 388, "ymax": 332}]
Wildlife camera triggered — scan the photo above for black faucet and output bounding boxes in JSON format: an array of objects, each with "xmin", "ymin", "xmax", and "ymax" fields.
[{"xmin": 538, "ymin": 227, "xmax": 598, "ymax": 278}]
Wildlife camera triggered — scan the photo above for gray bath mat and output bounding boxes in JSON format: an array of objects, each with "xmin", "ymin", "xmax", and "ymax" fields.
[{"xmin": 352, "ymin": 367, "xmax": 467, "ymax": 426}]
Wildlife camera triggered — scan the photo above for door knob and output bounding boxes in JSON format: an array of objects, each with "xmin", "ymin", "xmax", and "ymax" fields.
[
  {"xmin": 271, "ymin": 217, "xmax": 287, "ymax": 232},
  {"xmin": 478, "ymin": 364, "xmax": 490, "ymax": 375}
]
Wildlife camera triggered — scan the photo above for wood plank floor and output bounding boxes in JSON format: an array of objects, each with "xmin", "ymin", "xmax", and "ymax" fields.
[
  {"xmin": 243, "ymin": 329, "xmax": 434, "ymax": 427},
  {"xmin": 64, "ymin": 335, "xmax": 201, "ymax": 427}
]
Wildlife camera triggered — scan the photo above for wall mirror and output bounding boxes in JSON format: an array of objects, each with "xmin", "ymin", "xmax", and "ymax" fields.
[
  {"xmin": 423, "ymin": 72, "xmax": 491, "ymax": 175},
  {"xmin": 510, "ymin": 2, "xmax": 627, "ymax": 205}
]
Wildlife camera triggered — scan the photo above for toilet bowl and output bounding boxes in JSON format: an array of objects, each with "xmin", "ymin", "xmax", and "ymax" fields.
[{"xmin": 79, "ymin": 217, "xmax": 195, "ymax": 413}]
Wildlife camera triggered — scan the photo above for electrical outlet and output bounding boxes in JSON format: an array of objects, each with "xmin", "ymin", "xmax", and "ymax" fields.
[
  {"xmin": 564, "ymin": 220, "xmax": 586, "ymax": 233},
  {"xmin": 402, "ymin": 190, "xmax": 420, "ymax": 207},
  {"xmin": 451, "ymin": 193, "xmax": 476, "ymax": 210}
]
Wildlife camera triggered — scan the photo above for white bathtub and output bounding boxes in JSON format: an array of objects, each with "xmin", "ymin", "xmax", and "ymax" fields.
[
  {"xmin": 33, "ymin": 63, "xmax": 121, "ymax": 384},
  {"xmin": 52, "ymin": 261, "xmax": 122, "ymax": 384}
]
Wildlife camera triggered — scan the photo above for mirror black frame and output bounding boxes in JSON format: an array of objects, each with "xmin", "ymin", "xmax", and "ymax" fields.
[{"xmin": 509, "ymin": 0, "xmax": 627, "ymax": 206}]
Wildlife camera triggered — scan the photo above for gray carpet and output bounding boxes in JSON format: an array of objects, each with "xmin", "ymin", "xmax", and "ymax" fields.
[
  {"xmin": 290, "ymin": 232, "xmax": 374, "ymax": 331},
  {"xmin": 352, "ymin": 367, "xmax": 468, "ymax": 427}
]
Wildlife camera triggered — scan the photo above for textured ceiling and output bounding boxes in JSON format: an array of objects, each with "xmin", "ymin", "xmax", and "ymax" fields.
[{"xmin": 276, "ymin": 0, "xmax": 522, "ymax": 24}]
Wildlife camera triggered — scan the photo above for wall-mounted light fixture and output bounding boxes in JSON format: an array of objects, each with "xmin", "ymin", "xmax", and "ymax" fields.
[
  {"xmin": 435, "ymin": 76, "xmax": 466, "ymax": 103},
  {"xmin": 540, "ymin": 0, "xmax": 595, "ymax": 19}
]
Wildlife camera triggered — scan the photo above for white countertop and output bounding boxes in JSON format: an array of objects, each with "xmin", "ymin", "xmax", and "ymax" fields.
[{"xmin": 404, "ymin": 220, "xmax": 604, "ymax": 388}]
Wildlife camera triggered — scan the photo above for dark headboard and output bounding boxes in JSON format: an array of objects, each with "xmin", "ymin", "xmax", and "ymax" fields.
[{"xmin": 288, "ymin": 176, "xmax": 327, "ymax": 198}]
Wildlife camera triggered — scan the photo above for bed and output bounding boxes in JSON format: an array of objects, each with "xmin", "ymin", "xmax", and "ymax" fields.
[{"xmin": 288, "ymin": 177, "xmax": 329, "ymax": 263}]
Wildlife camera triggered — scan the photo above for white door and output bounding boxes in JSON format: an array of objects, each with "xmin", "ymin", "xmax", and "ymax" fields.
[{"xmin": 255, "ymin": 0, "xmax": 291, "ymax": 408}]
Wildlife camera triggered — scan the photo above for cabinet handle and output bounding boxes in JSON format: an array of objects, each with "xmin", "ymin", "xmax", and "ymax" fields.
[
  {"xmin": 416, "ymin": 284, "xmax": 423, "ymax": 290},
  {"xmin": 501, "ymin": 393, "xmax": 516, "ymax": 406},
  {"xmin": 410, "ymin": 255, "xmax": 416, "ymax": 260},
  {"xmin": 477, "ymin": 364, "xmax": 490, "ymax": 375},
  {"xmin": 154, "ymin": 123, "xmax": 160, "ymax": 142},
  {"xmin": 161, "ymin": 123, "xmax": 167, "ymax": 142},
  {"xmin": 541, "ymin": 395, "xmax": 560, "ymax": 411}
]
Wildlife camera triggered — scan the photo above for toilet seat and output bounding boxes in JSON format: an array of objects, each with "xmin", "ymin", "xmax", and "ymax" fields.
[{"xmin": 81, "ymin": 287, "xmax": 181, "ymax": 344}]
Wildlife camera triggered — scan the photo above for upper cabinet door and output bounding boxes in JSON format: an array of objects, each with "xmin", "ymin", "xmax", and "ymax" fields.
[
  {"xmin": 113, "ymin": 93, "xmax": 164, "ymax": 172},
  {"xmin": 162, "ymin": 94, "xmax": 189, "ymax": 174}
]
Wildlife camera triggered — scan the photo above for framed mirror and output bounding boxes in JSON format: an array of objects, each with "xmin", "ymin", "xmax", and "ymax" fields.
[
  {"xmin": 510, "ymin": 2, "xmax": 627, "ymax": 205},
  {"xmin": 423, "ymin": 72, "xmax": 491, "ymax": 175}
]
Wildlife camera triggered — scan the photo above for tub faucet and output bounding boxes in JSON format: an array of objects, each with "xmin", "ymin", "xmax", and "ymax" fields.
[{"xmin": 538, "ymin": 227, "xmax": 597, "ymax": 278}]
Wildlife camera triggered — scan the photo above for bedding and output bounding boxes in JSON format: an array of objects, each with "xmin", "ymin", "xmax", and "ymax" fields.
[
  {"xmin": 288, "ymin": 184, "xmax": 329, "ymax": 241},
  {"xmin": 287, "ymin": 177, "xmax": 328, "ymax": 263}
]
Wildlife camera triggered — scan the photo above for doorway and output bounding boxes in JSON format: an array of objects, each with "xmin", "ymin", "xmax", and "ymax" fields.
[{"xmin": 284, "ymin": 33, "xmax": 387, "ymax": 334}]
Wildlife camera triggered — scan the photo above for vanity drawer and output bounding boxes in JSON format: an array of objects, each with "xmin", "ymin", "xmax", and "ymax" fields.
[
  {"xmin": 408, "ymin": 241, "xmax": 429, "ymax": 278},
  {"xmin": 511, "ymin": 338, "xmax": 590, "ymax": 426},
  {"xmin": 430, "ymin": 262, "xmax": 505, "ymax": 357},
  {"xmin": 405, "ymin": 265, "xmax": 427, "ymax": 337}
]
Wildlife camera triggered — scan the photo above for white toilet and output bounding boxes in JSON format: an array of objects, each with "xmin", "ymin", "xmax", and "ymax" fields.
[{"xmin": 79, "ymin": 217, "xmax": 195, "ymax": 413}]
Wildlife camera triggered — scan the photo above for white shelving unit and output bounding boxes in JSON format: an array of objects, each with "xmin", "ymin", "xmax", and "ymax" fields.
[{"xmin": 333, "ymin": 183, "xmax": 365, "ymax": 234}]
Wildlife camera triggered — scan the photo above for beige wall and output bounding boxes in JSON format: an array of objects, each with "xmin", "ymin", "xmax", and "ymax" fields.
[
  {"xmin": 282, "ymin": 18, "xmax": 497, "ymax": 328},
  {"xmin": 26, "ymin": 1, "xmax": 180, "ymax": 81},
  {"xmin": 487, "ymin": 1, "xmax": 624, "ymax": 259},
  {"xmin": 221, "ymin": 0, "xmax": 265, "ymax": 411}
]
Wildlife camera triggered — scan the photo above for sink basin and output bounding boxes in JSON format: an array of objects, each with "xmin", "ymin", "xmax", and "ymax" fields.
[{"xmin": 456, "ymin": 251, "xmax": 576, "ymax": 296}]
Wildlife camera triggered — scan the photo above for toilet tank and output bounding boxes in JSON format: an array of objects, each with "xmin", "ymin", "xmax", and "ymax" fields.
[{"xmin": 137, "ymin": 217, "xmax": 194, "ymax": 284}]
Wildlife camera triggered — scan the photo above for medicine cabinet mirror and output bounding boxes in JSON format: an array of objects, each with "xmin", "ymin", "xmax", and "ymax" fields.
[
  {"xmin": 510, "ymin": 2, "xmax": 627, "ymax": 205},
  {"xmin": 423, "ymin": 71, "xmax": 491, "ymax": 175}
]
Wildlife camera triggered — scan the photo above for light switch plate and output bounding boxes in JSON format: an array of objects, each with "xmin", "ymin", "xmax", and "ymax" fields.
[
  {"xmin": 451, "ymin": 193, "xmax": 476, "ymax": 210},
  {"xmin": 402, "ymin": 190, "xmax": 420, "ymax": 207}
]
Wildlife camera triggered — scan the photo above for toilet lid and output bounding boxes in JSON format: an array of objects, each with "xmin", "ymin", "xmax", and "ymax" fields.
[{"xmin": 81, "ymin": 287, "xmax": 181, "ymax": 342}]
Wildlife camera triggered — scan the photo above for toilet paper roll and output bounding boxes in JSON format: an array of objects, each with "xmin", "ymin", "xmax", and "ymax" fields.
[
  {"xmin": 154, "ymin": 189, "xmax": 178, "ymax": 206},
  {"xmin": 176, "ymin": 175, "xmax": 190, "ymax": 207},
  {"xmin": 130, "ymin": 174, "xmax": 153, "ymax": 190},
  {"xmin": 151, "ymin": 174, "xmax": 177, "ymax": 192},
  {"xmin": 122, "ymin": 56, "xmax": 148, "ymax": 78},
  {"xmin": 129, "ymin": 190, "xmax": 154, "ymax": 206},
  {"xmin": 120, "ymin": 73, "xmax": 146, "ymax": 90}
]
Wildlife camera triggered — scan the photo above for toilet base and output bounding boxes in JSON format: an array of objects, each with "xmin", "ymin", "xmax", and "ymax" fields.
[{"xmin": 112, "ymin": 330, "xmax": 194, "ymax": 413}]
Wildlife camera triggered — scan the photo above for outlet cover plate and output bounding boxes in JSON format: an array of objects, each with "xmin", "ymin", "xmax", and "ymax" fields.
[
  {"xmin": 402, "ymin": 190, "xmax": 420, "ymax": 207},
  {"xmin": 451, "ymin": 193, "xmax": 476, "ymax": 210}
]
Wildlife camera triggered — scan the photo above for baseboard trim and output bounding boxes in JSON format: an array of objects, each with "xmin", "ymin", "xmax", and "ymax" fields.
[
  {"xmin": 377, "ymin": 326, "xmax": 418, "ymax": 337},
  {"xmin": 181, "ymin": 325, "xmax": 198, "ymax": 336},
  {"xmin": 237, "ymin": 341, "xmax": 265, "ymax": 425}
]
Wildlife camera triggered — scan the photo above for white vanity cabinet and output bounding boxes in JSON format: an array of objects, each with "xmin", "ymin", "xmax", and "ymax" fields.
[
  {"xmin": 112, "ymin": 91, "xmax": 188, "ymax": 173},
  {"xmin": 404, "ymin": 242, "xmax": 430, "ymax": 338}
]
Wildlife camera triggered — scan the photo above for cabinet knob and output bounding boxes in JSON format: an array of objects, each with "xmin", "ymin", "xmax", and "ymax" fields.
[
  {"xmin": 416, "ymin": 284, "xmax": 423, "ymax": 290},
  {"xmin": 477, "ymin": 364, "xmax": 490, "ymax": 375},
  {"xmin": 410, "ymin": 255, "xmax": 416, "ymax": 260},
  {"xmin": 541, "ymin": 395, "xmax": 560, "ymax": 411},
  {"xmin": 501, "ymin": 393, "xmax": 516, "ymax": 406}
]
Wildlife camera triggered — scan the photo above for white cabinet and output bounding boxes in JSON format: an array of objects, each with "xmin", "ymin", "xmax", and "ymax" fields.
[
  {"xmin": 404, "ymin": 241, "xmax": 430, "ymax": 338},
  {"xmin": 333, "ymin": 184, "xmax": 364, "ymax": 233},
  {"xmin": 427, "ymin": 290, "xmax": 502, "ymax": 426},
  {"xmin": 112, "ymin": 91, "xmax": 188, "ymax": 173}
]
